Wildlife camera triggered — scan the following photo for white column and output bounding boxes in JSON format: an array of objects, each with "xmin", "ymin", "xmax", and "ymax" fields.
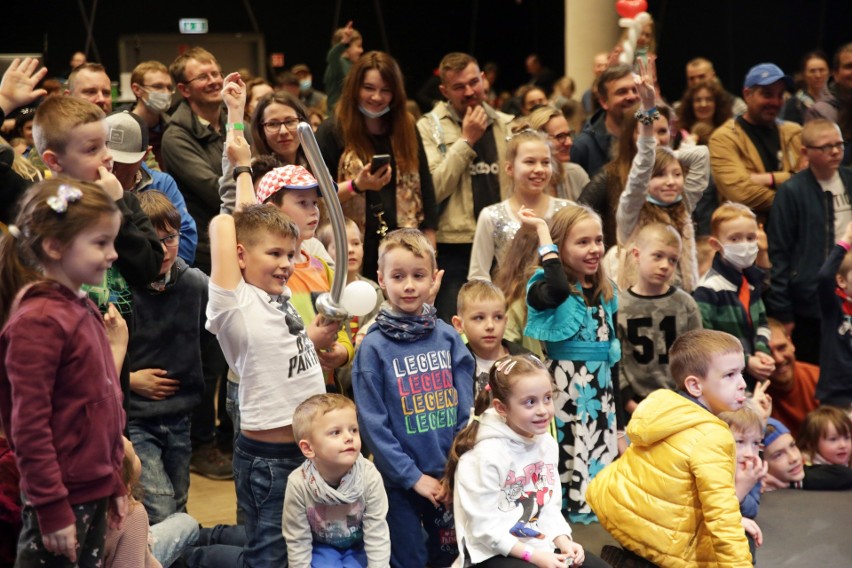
[{"xmin": 564, "ymin": 0, "xmax": 621, "ymax": 101}]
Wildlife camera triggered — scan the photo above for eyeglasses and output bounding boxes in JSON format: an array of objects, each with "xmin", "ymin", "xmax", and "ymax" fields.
[
  {"xmin": 549, "ymin": 132, "xmax": 574, "ymax": 144},
  {"xmin": 159, "ymin": 233, "xmax": 180, "ymax": 248},
  {"xmin": 142, "ymin": 83, "xmax": 174, "ymax": 93},
  {"xmin": 262, "ymin": 118, "xmax": 301, "ymax": 133},
  {"xmin": 183, "ymin": 70, "xmax": 222, "ymax": 85},
  {"xmin": 806, "ymin": 142, "xmax": 845, "ymax": 154}
]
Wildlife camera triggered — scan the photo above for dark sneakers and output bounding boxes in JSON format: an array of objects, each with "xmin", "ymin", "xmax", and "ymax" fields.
[
  {"xmin": 600, "ymin": 545, "xmax": 659, "ymax": 568},
  {"xmin": 190, "ymin": 442, "xmax": 233, "ymax": 480}
]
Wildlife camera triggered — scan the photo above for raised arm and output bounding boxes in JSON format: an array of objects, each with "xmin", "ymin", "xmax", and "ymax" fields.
[{"xmin": 0, "ymin": 57, "xmax": 47, "ymax": 117}]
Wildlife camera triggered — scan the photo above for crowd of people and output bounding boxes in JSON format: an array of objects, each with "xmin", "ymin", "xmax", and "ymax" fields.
[{"xmin": 0, "ymin": 16, "xmax": 852, "ymax": 568}]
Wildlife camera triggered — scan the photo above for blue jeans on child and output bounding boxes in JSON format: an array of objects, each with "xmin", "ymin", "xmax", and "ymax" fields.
[
  {"xmin": 313, "ymin": 542, "xmax": 367, "ymax": 567},
  {"xmin": 224, "ymin": 377, "xmax": 245, "ymax": 524},
  {"xmin": 232, "ymin": 433, "xmax": 303, "ymax": 568},
  {"xmin": 183, "ymin": 524, "xmax": 247, "ymax": 568},
  {"xmin": 149, "ymin": 512, "xmax": 199, "ymax": 566},
  {"xmin": 127, "ymin": 413, "xmax": 192, "ymax": 525},
  {"xmin": 385, "ymin": 485, "xmax": 458, "ymax": 568}
]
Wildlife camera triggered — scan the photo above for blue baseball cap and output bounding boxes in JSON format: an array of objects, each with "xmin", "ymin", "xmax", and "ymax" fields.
[
  {"xmin": 764, "ymin": 417, "xmax": 791, "ymax": 449},
  {"xmin": 743, "ymin": 63, "xmax": 793, "ymax": 89}
]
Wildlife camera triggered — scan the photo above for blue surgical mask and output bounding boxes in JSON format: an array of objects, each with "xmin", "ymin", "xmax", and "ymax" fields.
[
  {"xmin": 299, "ymin": 78, "xmax": 312, "ymax": 92},
  {"xmin": 359, "ymin": 105, "xmax": 390, "ymax": 119},
  {"xmin": 645, "ymin": 194, "xmax": 683, "ymax": 207}
]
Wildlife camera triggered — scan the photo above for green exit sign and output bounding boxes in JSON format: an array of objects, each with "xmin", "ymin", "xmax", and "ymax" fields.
[{"xmin": 179, "ymin": 18, "xmax": 209, "ymax": 34}]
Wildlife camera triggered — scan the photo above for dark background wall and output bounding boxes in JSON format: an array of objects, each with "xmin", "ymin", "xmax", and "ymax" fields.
[{"xmin": 2, "ymin": 0, "xmax": 850, "ymax": 103}]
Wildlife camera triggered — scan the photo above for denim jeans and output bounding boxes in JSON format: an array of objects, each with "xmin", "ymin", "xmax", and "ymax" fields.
[
  {"xmin": 385, "ymin": 485, "xmax": 458, "ymax": 568},
  {"xmin": 313, "ymin": 542, "xmax": 367, "ymax": 567},
  {"xmin": 232, "ymin": 434, "xmax": 304, "ymax": 568},
  {"xmin": 225, "ymin": 377, "xmax": 245, "ymax": 524},
  {"xmin": 184, "ymin": 524, "xmax": 247, "ymax": 568},
  {"xmin": 128, "ymin": 413, "xmax": 192, "ymax": 525},
  {"xmin": 149, "ymin": 512, "xmax": 199, "ymax": 566}
]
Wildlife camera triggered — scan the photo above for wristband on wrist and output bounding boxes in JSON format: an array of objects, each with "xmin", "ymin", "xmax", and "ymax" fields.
[
  {"xmin": 227, "ymin": 122, "xmax": 245, "ymax": 131},
  {"xmin": 634, "ymin": 106, "xmax": 661, "ymax": 126},
  {"xmin": 522, "ymin": 546, "xmax": 533, "ymax": 562},
  {"xmin": 232, "ymin": 166, "xmax": 252, "ymax": 181},
  {"xmin": 838, "ymin": 240, "xmax": 851, "ymax": 251},
  {"xmin": 538, "ymin": 244, "xmax": 559, "ymax": 257},
  {"xmin": 350, "ymin": 179, "xmax": 363, "ymax": 194},
  {"xmin": 769, "ymin": 172, "xmax": 776, "ymax": 189}
]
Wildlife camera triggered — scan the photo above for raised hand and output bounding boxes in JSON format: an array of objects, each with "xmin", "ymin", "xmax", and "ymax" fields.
[
  {"xmin": 0, "ymin": 57, "xmax": 48, "ymax": 114},
  {"xmin": 221, "ymin": 72, "xmax": 246, "ymax": 116},
  {"xmin": 634, "ymin": 56, "xmax": 657, "ymax": 110}
]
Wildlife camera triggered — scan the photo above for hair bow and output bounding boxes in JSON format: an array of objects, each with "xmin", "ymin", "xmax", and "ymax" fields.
[{"xmin": 47, "ymin": 184, "xmax": 83, "ymax": 214}]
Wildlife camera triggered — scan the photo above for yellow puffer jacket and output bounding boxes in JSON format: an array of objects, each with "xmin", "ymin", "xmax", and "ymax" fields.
[{"xmin": 586, "ymin": 389, "xmax": 752, "ymax": 567}]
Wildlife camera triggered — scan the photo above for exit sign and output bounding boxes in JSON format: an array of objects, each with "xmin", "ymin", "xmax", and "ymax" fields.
[{"xmin": 179, "ymin": 18, "xmax": 209, "ymax": 34}]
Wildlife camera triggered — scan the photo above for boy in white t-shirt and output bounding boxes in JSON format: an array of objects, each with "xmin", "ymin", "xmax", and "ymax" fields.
[{"xmin": 206, "ymin": 138, "xmax": 325, "ymax": 565}]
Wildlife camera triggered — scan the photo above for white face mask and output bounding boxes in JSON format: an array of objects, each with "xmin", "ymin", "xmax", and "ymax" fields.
[
  {"xmin": 722, "ymin": 242, "xmax": 758, "ymax": 270},
  {"xmin": 358, "ymin": 105, "xmax": 390, "ymax": 119},
  {"xmin": 144, "ymin": 90, "xmax": 172, "ymax": 114}
]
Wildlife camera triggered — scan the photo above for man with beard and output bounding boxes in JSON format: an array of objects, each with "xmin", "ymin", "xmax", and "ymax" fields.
[
  {"xmin": 417, "ymin": 52, "xmax": 513, "ymax": 321},
  {"xmin": 709, "ymin": 63, "xmax": 804, "ymax": 218},
  {"xmin": 765, "ymin": 318, "xmax": 819, "ymax": 434}
]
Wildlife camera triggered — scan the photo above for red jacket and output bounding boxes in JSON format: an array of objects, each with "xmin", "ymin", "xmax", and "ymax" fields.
[{"xmin": 0, "ymin": 281, "xmax": 125, "ymax": 534}]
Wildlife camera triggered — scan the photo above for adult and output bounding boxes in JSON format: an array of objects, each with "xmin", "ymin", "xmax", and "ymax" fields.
[
  {"xmin": 684, "ymin": 57, "xmax": 746, "ymax": 116},
  {"xmin": 244, "ymin": 77, "xmax": 272, "ymax": 121},
  {"xmin": 808, "ymin": 43, "xmax": 852, "ymax": 166},
  {"xmin": 571, "ymin": 64, "xmax": 639, "ymax": 178},
  {"xmin": 160, "ymin": 46, "xmax": 231, "ymax": 480},
  {"xmin": 291, "ymin": 63, "xmax": 328, "ymax": 112},
  {"xmin": 766, "ymin": 118, "xmax": 851, "ymax": 364},
  {"xmin": 317, "ymin": 51, "xmax": 438, "ymax": 281},
  {"xmin": 528, "ymin": 104, "xmax": 589, "ymax": 201},
  {"xmin": 161, "ymin": 46, "xmax": 225, "ymax": 274},
  {"xmin": 525, "ymin": 53, "xmax": 556, "ymax": 95},
  {"xmin": 580, "ymin": 52, "xmax": 609, "ymax": 116},
  {"xmin": 65, "ymin": 62, "xmax": 112, "ymax": 113},
  {"xmin": 781, "ymin": 50, "xmax": 830, "ymax": 125},
  {"xmin": 105, "ymin": 110, "xmax": 198, "ymax": 264},
  {"xmin": 69, "ymin": 51, "xmax": 87, "ymax": 70},
  {"xmin": 579, "ymin": 107, "xmax": 672, "ymax": 249},
  {"xmin": 676, "ymin": 79, "xmax": 734, "ymax": 145},
  {"xmin": 517, "ymin": 85, "xmax": 547, "ymax": 116},
  {"xmin": 765, "ymin": 319, "xmax": 819, "ymax": 434},
  {"xmin": 416, "ymin": 52, "xmax": 513, "ymax": 321},
  {"xmin": 130, "ymin": 60, "xmax": 174, "ymax": 170},
  {"xmin": 709, "ymin": 63, "xmax": 803, "ymax": 218}
]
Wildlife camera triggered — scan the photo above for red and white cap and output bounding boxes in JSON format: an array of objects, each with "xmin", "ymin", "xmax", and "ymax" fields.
[{"xmin": 256, "ymin": 165, "xmax": 319, "ymax": 203}]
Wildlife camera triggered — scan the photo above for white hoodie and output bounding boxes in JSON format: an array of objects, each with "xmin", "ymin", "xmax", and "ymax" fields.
[{"xmin": 453, "ymin": 408, "xmax": 572, "ymax": 566}]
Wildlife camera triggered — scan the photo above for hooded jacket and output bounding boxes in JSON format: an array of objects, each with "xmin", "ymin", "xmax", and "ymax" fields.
[
  {"xmin": 453, "ymin": 409, "xmax": 571, "ymax": 566},
  {"xmin": 586, "ymin": 389, "xmax": 751, "ymax": 567}
]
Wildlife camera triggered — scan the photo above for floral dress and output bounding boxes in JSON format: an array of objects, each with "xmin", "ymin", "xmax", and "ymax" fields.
[{"xmin": 525, "ymin": 271, "xmax": 620, "ymax": 524}]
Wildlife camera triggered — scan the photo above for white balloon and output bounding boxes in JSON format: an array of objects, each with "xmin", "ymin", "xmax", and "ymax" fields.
[{"xmin": 341, "ymin": 280, "xmax": 379, "ymax": 317}]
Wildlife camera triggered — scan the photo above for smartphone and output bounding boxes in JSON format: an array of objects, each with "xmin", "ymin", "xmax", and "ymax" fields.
[{"xmin": 370, "ymin": 154, "xmax": 391, "ymax": 174}]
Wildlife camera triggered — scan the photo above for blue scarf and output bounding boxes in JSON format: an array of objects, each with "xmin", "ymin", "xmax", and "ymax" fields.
[{"xmin": 375, "ymin": 302, "xmax": 437, "ymax": 342}]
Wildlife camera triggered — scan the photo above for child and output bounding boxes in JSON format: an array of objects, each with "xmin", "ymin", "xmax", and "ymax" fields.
[
  {"xmin": 718, "ymin": 407, "xmax": 766, "ymax": 562},
  {"xmin": 324, "ymin": 21, "xmax": 364, "ymax": 113},
  {"xmin": 316, "ymin": 218, "xmax": 383, "ymax": 343},
  {"xmin": 468, "ymin": 127, "xmax": 572, "ymax": 281},
  {"xmin": 494, "ymin": 224, "xmax": 546, "ymax": 358},
  {"xmin": 816, "ymin": 221, "xmax": 852, "ymax": 409},
  {"xmin": 614, "ymin": 59, "xmax": 708, "ymax": 293},
  {"xmin": 763, "ymin": 418, "xmax": 852, "ymax": 491},
  {"xmin": 0, "ymin": 180, "xmax": 128, "ymax": 565},
  {"xmin": 767, "ymin": 118, "xmax": 852, "ymax": 364},
  {"xmin": 522, "ymin": 204, "xmax": 622, "ymax": 523},
  {"xmin": 127, "ymin": 190, "xmax": 208, "ymax": 524},
  {"xmin": 444, "ymin": 354, "xmax": 609, "ymax": 568},
  {"xmin": 105, "ymin": 437, "xmax": 199, "ymax": 567},
  {"xmin": 452, "ymin": 279, "xmax": 530, "ymax": 395},
  {"xmin": 351, "ymin": 228, "xmax": 474, "ymax": 568},
  {"xmin": 283, "ymin": 394, "xmax": 390, "ymax": 566},
  {"xmin": 618, "ymin": 223, "xmax": 703, "ymax": 413},
  {"xmin": 586, "ymin": 329, "xmax": 752, "ymax": 566},
  {"xmin": 206, "ymin": 132, "xmax": 326, "ymax": 564},
  {"xmin": 797, "ymin": 406, "xmax": 852, "ymax": 467},
  {"xmin": 693, "ymin": 202, "xmax": 775, "ymax": 390}
]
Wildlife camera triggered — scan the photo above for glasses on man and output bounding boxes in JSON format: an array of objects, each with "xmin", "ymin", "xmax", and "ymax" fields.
[
  {"xmin": 806, "ymin": 142, "xmax": 845, "ymax": 154},
  {"xmin": 142, "ymin": 83, "xmax": 174, "ymax": 93},
  {"xmin": 159, "ymin": 233, "xmax": 181, "ymax": 248},
  {"xmin": 184, "ymin": 70, "xmax": 222, "ymax": 85},
  {"xmin": 262, "ymin": 118, "xmax": 301, "ymax": 134},
  {"xmin": 549, "ymin": 131, "xmax": 574, "ymax": 144}
]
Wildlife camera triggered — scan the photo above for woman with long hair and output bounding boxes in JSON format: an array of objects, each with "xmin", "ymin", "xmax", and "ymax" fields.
[
  {"xmin": 676, "ymin": 79, "xmax": 734, "ymax": 146},
  {"xmin": 316, "ymin": 51, "xmax": 437, "ymax": 280},
  {"xmin": 781, "ymin": 50, "xmax": 830, "ymax": 125},
  {"xmin": 528, "ymin": 105, "xmax": 589, "ymax": 201}
]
